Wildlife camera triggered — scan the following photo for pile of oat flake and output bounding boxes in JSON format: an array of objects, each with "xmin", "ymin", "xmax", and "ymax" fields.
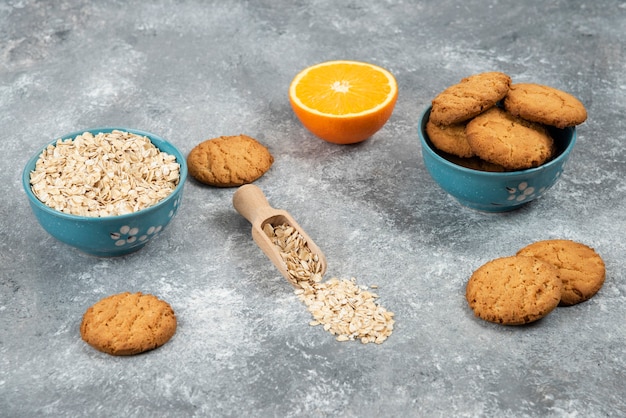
[
  {"xmin": 263, "ymin": 223, "xmax": 395, "ymax": 344},
  {"xmin": 30, "ymin": 130, "xmax": 180, "ymax": 217}
]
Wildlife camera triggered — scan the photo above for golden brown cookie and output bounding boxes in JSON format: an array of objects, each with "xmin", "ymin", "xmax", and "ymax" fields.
[
  {"xmin": 517, "ymin": 240, "xmax": 605, "ymax": 306},
  {"xmin": 425, "ymin": 120, "xmax": 474, "ymax": 158},
  {"xmin": 465, "ymin": 107, "xmax": 555, "ymax": 170},
  {"xmin": 187, "ymin": 135, "xmax": 274, "ymax": 187},
  {"xmin": 503, "ymin": 83, "xmax": 587, "ymax": 128},
  {"xmin": 466, "ymin": 255, "xmax": 562, "ymax": 325},
  {"xmin": 80, "ymin": 292, "xmax": 177, "ymax": 356},
  {"xmin": 430, "ymin": 71, "xmax": 512, "ymax": 126}
]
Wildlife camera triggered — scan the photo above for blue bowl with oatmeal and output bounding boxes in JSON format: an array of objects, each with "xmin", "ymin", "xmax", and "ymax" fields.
[
  {"xmin": 418, "ymin": 106, "xmax": 577, "ymax": 212},
  {"xmin": 22, "ymin": 128, "xmax": 187, "ymax": 256}
]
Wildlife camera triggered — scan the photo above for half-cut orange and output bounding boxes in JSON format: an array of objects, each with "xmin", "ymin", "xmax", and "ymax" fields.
[{"xmin": 289, "ymin": 60, "xmax": 398, "ymax": 144}]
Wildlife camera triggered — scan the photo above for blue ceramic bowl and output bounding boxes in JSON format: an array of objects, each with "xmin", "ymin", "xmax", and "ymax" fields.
[
  {"xmin": 418, "ymin": 107, "xmax": 577, "ymax": 212},
  {"xmin": 22, "ymin": 128, "xmax": 188, "ymax": 256}
]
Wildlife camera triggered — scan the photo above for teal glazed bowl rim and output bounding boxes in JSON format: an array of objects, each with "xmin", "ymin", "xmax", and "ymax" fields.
[
  {"xmin": 22, "ymin": 127, "xmax": 188, "ymax": 255},
  {"xmin": 418, "ymin": 106, "xmax": 577, "ymax": 211}
]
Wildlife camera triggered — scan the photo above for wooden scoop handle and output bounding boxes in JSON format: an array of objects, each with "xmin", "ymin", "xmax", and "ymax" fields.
[
  {"xmin": 233, "ymin": 184, "xmax": 328, "ymax": 285},
  {"xmin": 232, "ymin": 184, "xmax": 280, "ymax": 228}
]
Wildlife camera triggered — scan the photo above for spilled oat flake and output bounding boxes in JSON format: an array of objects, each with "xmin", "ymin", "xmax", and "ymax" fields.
[{"xmin": 263, "ymin": 222, "xmax": 395, "ymax": 344}]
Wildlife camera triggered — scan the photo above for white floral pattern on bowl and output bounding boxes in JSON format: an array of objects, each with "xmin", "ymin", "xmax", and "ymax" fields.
[
  {"xmin": 109, "ymin": 196, "xmax": 181, "ymax": 247},
  {"xmin": 110, "ymin": 225, "xmax": 163, "ymax": 247},
  {"xmin": 506, "ymin": 170, "xmax": 563, "ymax": 202},
  {"xmin": 507, "ymin": 182, "xmax": 540, "ymax": 202}
]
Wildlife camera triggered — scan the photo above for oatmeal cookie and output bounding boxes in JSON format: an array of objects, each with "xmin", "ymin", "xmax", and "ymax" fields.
[
  {"xmin": 503, "ymin": 83, "xmax": 587, "ymax": 128},
  {"xmin": 466, "ymin": 255, "xmax": 562, "ymax": 325},
  {"xmin": 80, "ymin": 292, "xmax": 177, "ymax": 356},
  {"xmin": 465, "ymin": 107, "xmax": 555, "ymax": 170},
  {"xmin": 430, "ymin": 71, "xmax": 512, "ymax": 126},
  {"xmin": 517, "ymin": 239, "xmax": 605, "ymax": 306},
  {"xmin": 425, "ymin": 120, "xmax": 474, "ymax": 158},
  {"xmin": 187, "ymin": 134, "xmax": 274, "ymax": 187}
]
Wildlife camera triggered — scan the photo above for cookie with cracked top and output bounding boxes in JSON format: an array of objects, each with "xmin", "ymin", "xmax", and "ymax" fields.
[
  {"xmin": 465, "ymin": 107, "xmax": 555, "ymax": 170},
  {"xmin": 187, "ymin": 134, "xmax": 274, "ymax": 187},
  {"xmin": 517, "ymin": 239, "xmax": 605, "ymax": 306},
  {"xmin": 425, "ymin": 119, "xmax": 474, "ymax": 158},
  {"xmin": 429, "ymin": 71, "xmax": 512, "ymax": 126},
  {"xmin": 80, "ymin": 292, "xmax": 177, "ymax": 356},
  {"xmin": 503, "ymin": 83, "xmax": 587, "ymax": 128},
  {"xmin": 465, "ymin": 255, "xmax": 562, "ymax": 325}
]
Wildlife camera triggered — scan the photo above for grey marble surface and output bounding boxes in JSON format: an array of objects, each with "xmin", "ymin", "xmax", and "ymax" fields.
[{"xmin": 2, "ymin": 1, "xmax": 626, "ymax": 417}]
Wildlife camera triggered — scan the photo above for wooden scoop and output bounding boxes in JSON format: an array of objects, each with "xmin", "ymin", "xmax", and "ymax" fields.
[{"xmin": 233, "ymin": 184, "xmax": 327, "ymax": 285}]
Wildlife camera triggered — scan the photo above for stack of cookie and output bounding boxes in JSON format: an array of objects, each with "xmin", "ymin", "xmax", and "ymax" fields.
[
  {"xmin": 465, "ymin": 239, "xmax": 605, "ymax": 325},
  {"xmin": 426, "ymin": 72, "xmax": 587, "ymax": 171}
]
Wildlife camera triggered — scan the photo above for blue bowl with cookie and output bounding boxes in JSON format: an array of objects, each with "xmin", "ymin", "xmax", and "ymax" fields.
[
  {"xmin": 418, "ymin": 106, "xmax": 577, "ymax": 212},
  {"xmin": 22, "ymin": 127, "xmax": 188, "ymax": 256}
]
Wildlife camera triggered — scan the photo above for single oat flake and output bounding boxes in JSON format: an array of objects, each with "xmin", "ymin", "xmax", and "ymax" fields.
[{"xmin": 30, "ymin": 130, "xmax": 180, "ymax": 217}]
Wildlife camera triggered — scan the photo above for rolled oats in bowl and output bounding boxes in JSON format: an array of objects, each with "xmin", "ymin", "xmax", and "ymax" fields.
[
  {"xmin": 29, "ymin": 130, "xmax": 181, "ymax": 217},
  {"xmin": 22, "ymin": 128, "xmax": 187, "ymax": 256}
]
